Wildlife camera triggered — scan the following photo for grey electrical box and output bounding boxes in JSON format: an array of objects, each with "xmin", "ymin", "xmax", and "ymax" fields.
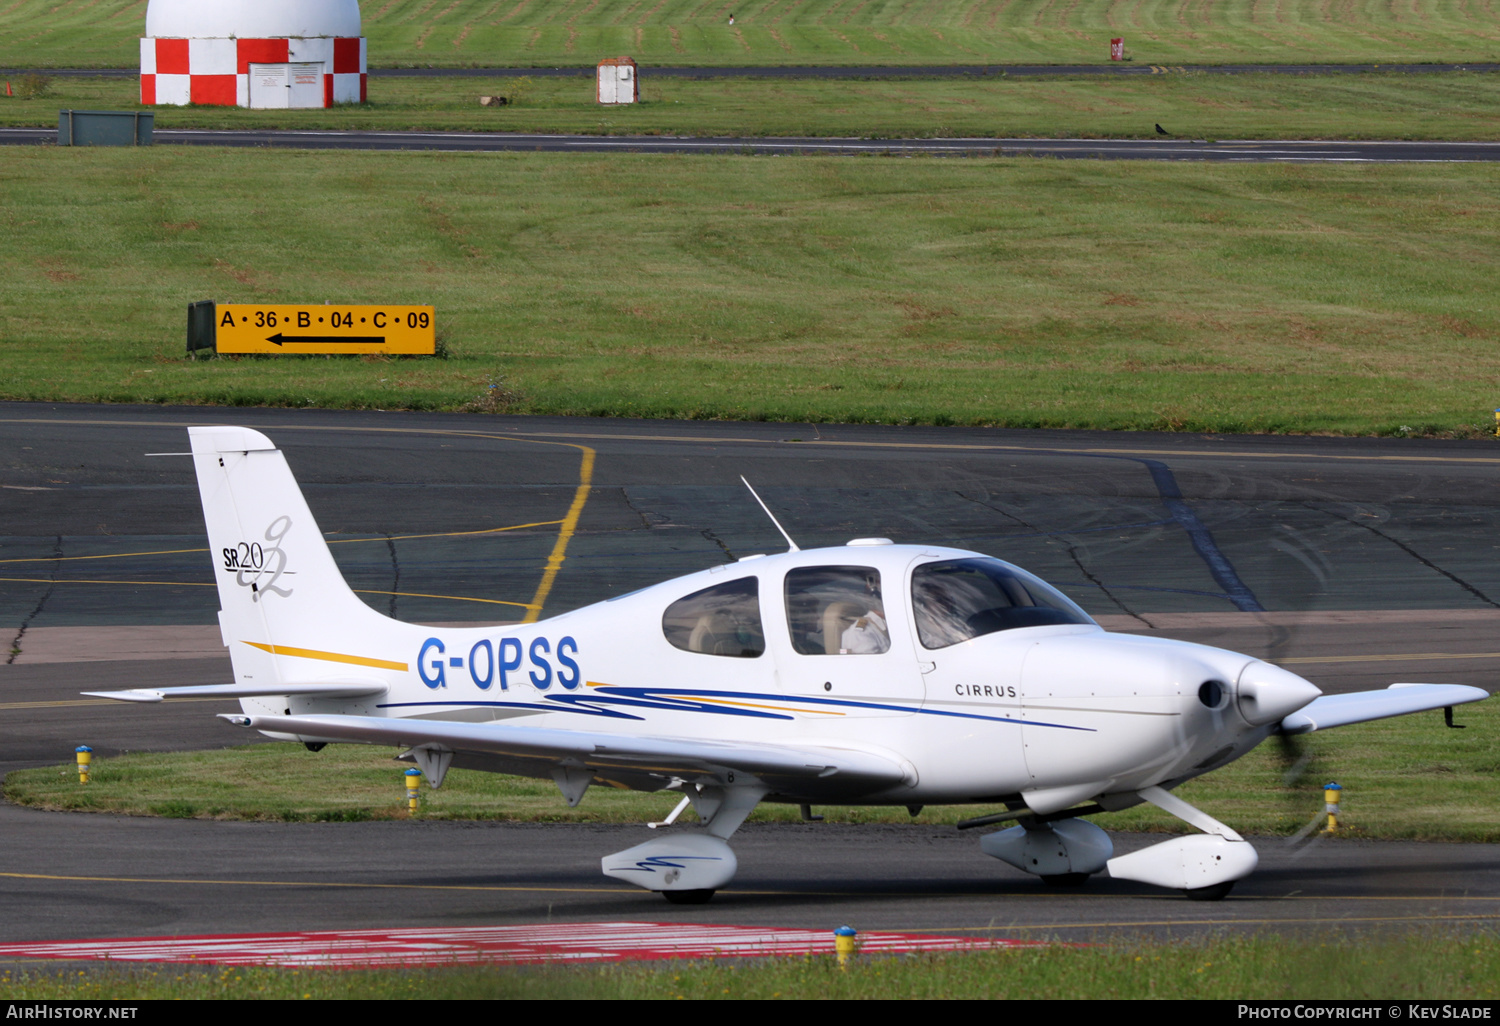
[{"xmin": 57, "ymin": 110, "xmax": 154, "ymax": 146}]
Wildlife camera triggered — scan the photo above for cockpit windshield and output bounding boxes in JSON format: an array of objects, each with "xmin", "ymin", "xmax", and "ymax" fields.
[{"xmin": 911, "ymin": 557, "xmax": 1094, "ymax": 649}]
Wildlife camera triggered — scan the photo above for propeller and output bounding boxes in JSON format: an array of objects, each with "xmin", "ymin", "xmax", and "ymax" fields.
[
  {"xmin": 1262, "ymin": 524, "xmax": 1335, "ymax": 843},
  {"xmin": 1272, "ymin": 726, "xmax": 1334, "ymax": 849},
  {"xmin": 1276, "ymin": 728, "xmax": 1313, "ymax": 789}
]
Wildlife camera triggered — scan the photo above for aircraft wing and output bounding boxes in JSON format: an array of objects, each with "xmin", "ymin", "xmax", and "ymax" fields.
[
  {"xmin": 84, "ymin": 680, "xmax": 388, "ymax": 704},
  {"xmin": 220, "ymin": 712, "xmax": 913, "ymax": 800},
  {"xmin": 1280, "ymin": 683, "xmax": 1488, "ymax": 735}
]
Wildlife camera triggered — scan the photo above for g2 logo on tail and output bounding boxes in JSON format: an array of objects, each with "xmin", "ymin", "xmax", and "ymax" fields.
[{"xmin": 223, "ymin": 516, "xmax": 294, "ymax": 602}]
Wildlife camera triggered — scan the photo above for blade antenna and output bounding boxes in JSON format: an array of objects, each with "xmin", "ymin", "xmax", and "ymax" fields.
[{"xmin": 741, "ymin": 476, "xmax": 800, "ymax": 553}]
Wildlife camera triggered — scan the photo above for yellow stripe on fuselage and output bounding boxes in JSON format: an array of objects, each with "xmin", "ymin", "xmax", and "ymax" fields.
[
  {"xmin": 242, "ymin": 642, "xmax": 408, "ymax": 673},
  {"xmin": 687, "ymin": 695, "xmax": 846, "ymax": 717},
  {"xmin": 582, "ymin": 681, "xmax": 844, "ymax": 717}
]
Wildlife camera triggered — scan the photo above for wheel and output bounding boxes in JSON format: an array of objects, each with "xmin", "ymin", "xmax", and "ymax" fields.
[
  {"xmin": 661, "ymin": 889, "xmax": 716, "ymax": 905},
  {"xmin": 1184, "ymin": 881, "xmax": 1235, "ymax": 901},
  {"xmin": 1040, "ymin": 872, "xmax": 1091, "ymax": 888}
]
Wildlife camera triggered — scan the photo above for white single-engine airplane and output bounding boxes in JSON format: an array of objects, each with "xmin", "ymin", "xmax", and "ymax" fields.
[{"xmin": 92, "ymin": 427, "xmax": 1487, "ymax": 903}]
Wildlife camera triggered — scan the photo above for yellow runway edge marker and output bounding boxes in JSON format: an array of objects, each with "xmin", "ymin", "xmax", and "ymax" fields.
[{"xmin": 406, "ymin": 768, "xmax": 423, "ymax": 814}]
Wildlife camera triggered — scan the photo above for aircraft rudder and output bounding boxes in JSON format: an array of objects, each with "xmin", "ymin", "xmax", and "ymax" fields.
[{"xmin": 188, "ymin": 426, "xmax": 393, "ymax": 685}]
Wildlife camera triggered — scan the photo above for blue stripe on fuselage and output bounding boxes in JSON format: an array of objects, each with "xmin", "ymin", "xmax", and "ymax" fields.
[{"xmin": 380, "ymin": 686, "xmax": 1094, "ymax": 732}]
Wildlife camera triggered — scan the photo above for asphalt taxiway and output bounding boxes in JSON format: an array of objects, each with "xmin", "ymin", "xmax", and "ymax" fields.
[
  {"xmin": 5, "ymin": 126, "xmax": 1497, "ymax": 161},
  {"xmin": 1, "ymin": 805, "xmax": 1497, "ymax": 946},
  {"xmin": 2, "ymin": 404, "xmax": 1497, "ymax": 943},
  {"xmin": 15, "ymin": 62, "xmax": 1500, "ymax": 78}
]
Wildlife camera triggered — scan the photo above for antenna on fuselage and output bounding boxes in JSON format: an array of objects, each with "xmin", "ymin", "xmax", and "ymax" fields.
[{"xmin": 740, "ymin": 476, "xmax": 800, "ymax": 553}]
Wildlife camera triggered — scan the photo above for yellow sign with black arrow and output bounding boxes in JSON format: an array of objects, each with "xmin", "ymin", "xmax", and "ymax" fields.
[{"xmin": 212, "ymin": 304, "xmax": 435, "ymax": 355}]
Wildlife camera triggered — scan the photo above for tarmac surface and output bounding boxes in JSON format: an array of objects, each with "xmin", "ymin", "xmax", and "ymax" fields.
[
  {"xmin": 2, "ymin": 403, "xmax": 1498, "ymax": 945},
  {"xmin": 6, "ymin": 126, "xmax": 1498, "ymax": 161},
  {"xmin": 13, "ymin": 62, "xmax": 1500, "ymax": 78},
  {"xmin": 1, "ymin": 807, "xmax": 1497, "ymax": 946}
]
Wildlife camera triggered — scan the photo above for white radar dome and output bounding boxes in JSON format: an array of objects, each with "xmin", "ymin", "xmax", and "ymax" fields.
[{"xmin": 145, "ymin": 0, "xmax": 362, "ymax": 39}]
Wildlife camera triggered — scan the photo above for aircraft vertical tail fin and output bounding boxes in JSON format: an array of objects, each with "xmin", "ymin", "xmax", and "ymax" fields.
[{"xmin": 189, "ymin": 426, "xmax": 389, "ymax": 688}]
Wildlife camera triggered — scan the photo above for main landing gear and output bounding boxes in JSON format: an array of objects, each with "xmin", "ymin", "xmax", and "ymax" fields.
[{"xmin": 601, "ymin": 784, "xmax": 767, "ymax": 904}]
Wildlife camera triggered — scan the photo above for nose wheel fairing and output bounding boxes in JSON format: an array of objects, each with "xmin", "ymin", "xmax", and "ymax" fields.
[
  {"xmin": 980, "ymin": 785, "xmax": 1259, "ymax": 899},
  {"xmin": 1103, "ymin": 785, "xmax": 1258, "ymax": 895},
  {"xmin": 1107, "ymin": 833, "xmax": 1257, "ymax": 894}
]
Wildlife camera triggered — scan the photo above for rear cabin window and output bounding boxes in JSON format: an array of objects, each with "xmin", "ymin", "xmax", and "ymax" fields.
[
  {"xmin": 784, "ymin": 566, "xmax": 890, "ymax": 655},
  {"xmin": 661, "ymin": 576, "xmax": 765, "ymax": 657},
  {"xmin": 911, "ymin": 558, "xmax": 1093, "ymax": 649}
]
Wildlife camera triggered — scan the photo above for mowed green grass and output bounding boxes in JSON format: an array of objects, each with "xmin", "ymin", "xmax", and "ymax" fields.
[
  {"xmin": 10, "ymin": 696, "xmax": 1494, "ymax": 841},
  {"xmin": 8, "ymin": 70, "xmax": 1500, "ymax": 141},
  {"xmin": 3, "ymin": 0, "xmax": 1500, "ymax": 69},
  {"xmin": 6, "ymin": 935, "xmax": 1500, "ymax": 998},
  {"xmin": 2, "ymin": 147, "xmax": 1498, "ymax": 435}
]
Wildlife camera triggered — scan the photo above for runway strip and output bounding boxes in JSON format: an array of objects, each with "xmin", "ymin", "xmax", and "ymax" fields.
[
  {"xmin": 14, "ymin": 63, "xmax": 1500, "ymax": 79},
  {"xmin": 375, "ymin": 62, "xmax": 1500, "ymax": 79},
  {"xmin": 4, "ymin": 126, "xmax": 1497, "ymax": 161}
]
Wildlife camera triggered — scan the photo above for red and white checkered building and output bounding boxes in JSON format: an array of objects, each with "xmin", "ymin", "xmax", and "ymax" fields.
[{"xmin": 139, "ymin": 0, "xmax": 366, "ymax": 108}]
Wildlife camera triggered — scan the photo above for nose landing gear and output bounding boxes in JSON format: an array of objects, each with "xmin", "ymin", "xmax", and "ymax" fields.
[
  {"xmin": 1104, "ymin": 786, "xmax": 1257, "ymax": 901},
  {"xmin": 980, "ymin": 786, "xmax": 1257, "ymax": 900}
]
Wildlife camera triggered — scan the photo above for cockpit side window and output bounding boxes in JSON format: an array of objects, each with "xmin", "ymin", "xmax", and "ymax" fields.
[
  {"xmin": 784, "ymin": 565, "xmax": 890, "ymax": 655},
  {"xmin": 912, "ymin": 558, "xmax": 1093, "ymax": 649},
  {"xmin": 661, "ymin": 576, "xmax": 765, "ymax": 657}
]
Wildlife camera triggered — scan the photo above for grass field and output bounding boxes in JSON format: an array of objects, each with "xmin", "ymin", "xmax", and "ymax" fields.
[
  {"xmin": 10, "ymin": 696, "xmax": 1494, "ymax": 841},
  {"xmin": 5, "ymin": 935, "xmax": 1499, "ymax": 998},
  {"xmin": 8, "ymin": 70, "xmax": 1500, "ymax": 140},
  {"xmin": 2, "ymin": 147, "xmax": 1498, "ymax": 435},
  {"xmin": 4, "ymin": 0, "xmax": 1500, "ymax": 69}
]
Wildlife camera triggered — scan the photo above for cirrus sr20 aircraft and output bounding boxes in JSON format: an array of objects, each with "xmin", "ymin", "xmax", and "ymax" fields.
[{"xmin": 91, "ymin": 427, "xmax": 1487, "ymax": 904}]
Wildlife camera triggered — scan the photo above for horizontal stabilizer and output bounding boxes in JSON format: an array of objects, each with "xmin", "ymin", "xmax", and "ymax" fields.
[
  {"xmin": 84, "ymin": 680, "xmax": 389, "ymax": 704},
  {"xmin": 219, "ymin": 712, "xmax": 909, "ymax": 796},
  {"xmin": 1279, "ymin": 683, "xmax": 1488, "ymax": 735}
]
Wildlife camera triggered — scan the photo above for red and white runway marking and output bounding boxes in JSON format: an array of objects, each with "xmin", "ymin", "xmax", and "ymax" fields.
[{"xmin": 0, "ymin": 922, "xmax": 1037, "ymax": 968}]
